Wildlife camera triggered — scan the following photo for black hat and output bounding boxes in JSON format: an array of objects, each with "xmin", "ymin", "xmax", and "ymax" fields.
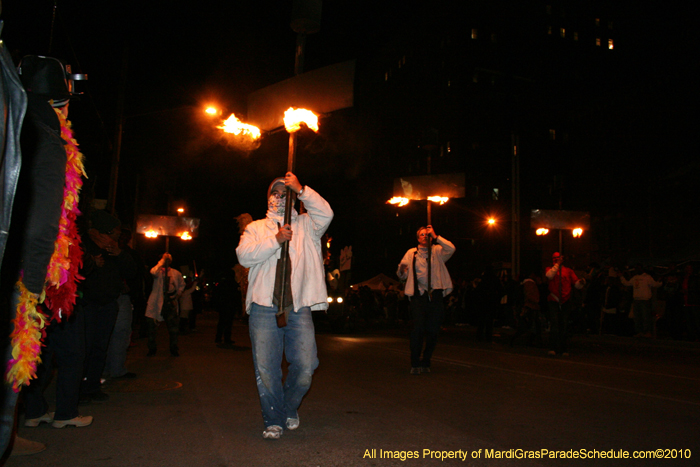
[{"xmin": 17, "ymin": 55, "xmax": 87, "ymax": 106}]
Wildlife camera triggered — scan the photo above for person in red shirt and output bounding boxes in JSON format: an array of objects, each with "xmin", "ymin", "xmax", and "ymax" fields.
[{"xmin": 545, "ymin": 252, "xmax": 585, "ymax": 355}]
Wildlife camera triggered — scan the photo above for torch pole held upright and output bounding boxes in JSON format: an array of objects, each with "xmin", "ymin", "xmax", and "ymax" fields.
[
  {"xmin": 277, "ymin": 125, "xmax": 298, "ymax": 328},
  {"xmin": 427, "ymin": 202, "xmax": 432, "ymax": 300}
]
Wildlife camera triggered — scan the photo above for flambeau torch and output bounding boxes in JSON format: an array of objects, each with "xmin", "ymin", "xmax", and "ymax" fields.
[
  {"xmin": 277, "ymin": 107, "xmax": 319, "ymax": 327},
  {"xmin": 387, "ymin": 195, "xmax": 449, "ymax": 298}
]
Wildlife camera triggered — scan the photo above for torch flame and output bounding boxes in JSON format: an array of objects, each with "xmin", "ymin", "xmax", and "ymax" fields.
[
  {"xmin": 284, "ymin": 107, "xmax": 319, "ymax": 133},
  {"xmin": 180, "ymin": 232, "xmax": 193, "ymax": 240},
  {"xmin": 218, "ymin": 114, "xmax": 261, "ymax": 140},
  {"xmin": 536, "ymin": 228, "xmax": 549, "ymax": 236},
  {"xmin": 387, "ymin": 197, "xmax": 410, "ymax": 207},
  {"xmin": 572, "ymin": 228, "xmax": 583, "ymax": 238},
  {"xmin": 145, "ymin": 230, "xmax": 159, "ymax": 238},
  {"xmin": 427, "ymin": 196, "xmax": 449, "ymax": 205}
]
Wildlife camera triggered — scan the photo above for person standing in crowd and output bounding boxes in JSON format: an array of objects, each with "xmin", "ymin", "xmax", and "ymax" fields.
[
  {"xmin": 6, "ymin": 56, "xmax": 92, "ymax": 448},
  {"xmin": 680, "ymin": 263, "xmax": 700, "ymax": 341},
  {"xmin": 510, "ymin": 270, "xmax": 541, "ymax": 347},
  {"xmin": 79, "ymin": 210, "xmax": 136, "ymax": 404},
  {"xmin": 103, "ymin": 228, "xmax": 141, "ymax": 381},
  {"xmin": 546, "ymin": 252, "xmax": 585, "ymax": 356},
  {"xmin": 619, "ymin": 264, "xmax": 662, "ymax": 338},
  {"xmin": 145, "ymin": 253, "xmax": 185, "ymax": 356},
  {"xmin": 179, "ymin": 277, "xmax": 197, "ymax": 335},
  {"xmin": 397, "ymin": 225, "xmax": 456, "ymax": 374},
  {"xmin": 236, "ymin": 172, "xmax": 333, "ymax": 440}
]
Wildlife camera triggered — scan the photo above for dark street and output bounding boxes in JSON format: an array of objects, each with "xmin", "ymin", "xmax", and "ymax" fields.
[{"xmin": 8, "ymin": 311, "xmax": 699, "ymax": 467}]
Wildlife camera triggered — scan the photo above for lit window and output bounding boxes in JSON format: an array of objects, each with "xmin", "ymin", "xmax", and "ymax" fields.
[
  {"xmin": 560, "ymin": 28, "xmax": 565, "ymax": 38},
  {"xmin": 596, "ymin": 38, "xmax": 601, "ymax": 46},
  {"xmin": 549, "ymin": 129, "xmax": 556, "ymax": 140},
  {"xmin": 573, "ymin": 32, "xmax": 579, "ymax": 41},
  {"xmin": 471, "ymin": 29, "xmax": 478, "ymax": 39},
  {"xmin": 608, "ymin": 39, "xmax": 614, "ymax": 50}
]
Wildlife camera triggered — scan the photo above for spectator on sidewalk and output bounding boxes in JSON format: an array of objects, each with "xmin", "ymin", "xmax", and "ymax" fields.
[{"xmin": 619, "ymin": 264, "xmax": 662, "ymax": 338}]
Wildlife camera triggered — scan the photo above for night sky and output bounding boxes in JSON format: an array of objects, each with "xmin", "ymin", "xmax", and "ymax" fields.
[{"xmin": 2, "ymin": 1, "xmax": 696, "ymax": 279}]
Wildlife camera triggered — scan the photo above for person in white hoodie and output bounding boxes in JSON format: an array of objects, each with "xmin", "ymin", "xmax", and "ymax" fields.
[{"xmin": 236, "ymin": 172, "xmax": 333, "ymax": 440}]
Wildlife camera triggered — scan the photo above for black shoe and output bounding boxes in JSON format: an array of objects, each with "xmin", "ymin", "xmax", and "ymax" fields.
[
  {"xmin": 147, "ymin": 349, "xmax": 156, "ymax": 356},
  {"xmin": 90, "ymin": 390, "xmax": 110, "ymax": 402},
  {"xmin": 114, "ymin": 372, "xmax": 137, "ymax": 379},
  {"xmin": 170, "ymin": 348, "xmax": 179, "ymax": 357}
]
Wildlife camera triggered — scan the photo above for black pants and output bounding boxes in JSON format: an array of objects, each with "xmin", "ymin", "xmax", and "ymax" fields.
[
  {"xmin": 409, "ymin": 290, "xmax": 444, "ymax": 368},
  {"xmin": 23, "ymin": 306, "xmax": 85, "ymax": 420},
  {"xmin": 81, "ymin": 299, "xmax": 119, "ymax": 396}
]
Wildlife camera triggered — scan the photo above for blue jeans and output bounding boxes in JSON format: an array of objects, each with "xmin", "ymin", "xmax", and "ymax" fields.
[{"xmin": 248, "ymin": 303, "xmax": 318, "ymax": 428}]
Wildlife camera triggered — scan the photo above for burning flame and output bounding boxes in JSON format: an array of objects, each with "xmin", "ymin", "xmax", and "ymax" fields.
[
  {"xmin": 145, "ymin": 230, "xmax": 159, "ymax": 238},
  {"xmin": 536, "ymin": 228, "xmax": 549, "ymax": 236},
  {"xmin": 218, "ymin": 114, "xmax": 261, "ymax": 140},
  {"xmin": 180, "ymin": 232, "xmax": 193, "ymax": 240},
  {"xmin": 284, "ymin": 107, "xmax": 319, "ymax": 133},
  {"xmin": 572, "ymin": 228, "xmax": 583, "ymax": 238},
  {"xmin": 387, "ymin": 197, "xmax": 410, "ymax": 207},
  {"xmin": 427, "ymin": 196, "xmax": 449, "ymax": 205}
]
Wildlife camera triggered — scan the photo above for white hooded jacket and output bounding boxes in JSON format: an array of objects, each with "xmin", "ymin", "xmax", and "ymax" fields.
[{"xmin": 236, "ymin": 186, "xmax": 333, "ymax": 314}]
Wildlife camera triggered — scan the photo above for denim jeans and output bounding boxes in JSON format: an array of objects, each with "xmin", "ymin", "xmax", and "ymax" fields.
[
  {"xmin": 104, "ymin": 294, "xmax": 133, "ymax": 378},
  {"xmin": 248, "ymin": 303, "xmax": 318, "ymax": 429}
]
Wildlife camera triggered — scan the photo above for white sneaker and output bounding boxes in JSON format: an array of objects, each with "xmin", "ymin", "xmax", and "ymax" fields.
[
  {"xmin": 52, "ymin": 415, "xmax": 93, "ymax": 428},
  {"xmin": 263, "ymin": 425, "xmax": 283, "ymax": 439},
  {"xmin": 24, "ymin": 412, "xmax": 54, "ymax": 427},
  {"xmin": 286, "ymin": 416, "xmax": 299, "ymax": 430}
]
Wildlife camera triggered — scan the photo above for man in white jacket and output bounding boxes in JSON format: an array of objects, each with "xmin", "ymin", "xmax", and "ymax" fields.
[
  {"xmin": 145, "ymin": 253, "xmax": 185, "ymax": 356},
  {"xmin": 236, "ymin": 172, "xmax": 333, "ymax": 440},
  {"xmin": 397, "ymin": 226, "xmax": 455, "ymax": 375}
]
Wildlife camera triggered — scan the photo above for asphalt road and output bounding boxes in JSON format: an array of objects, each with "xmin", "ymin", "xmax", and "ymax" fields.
[{"xmin": 6, "ymin": 312, "xmax": 700, "ymax": 467}]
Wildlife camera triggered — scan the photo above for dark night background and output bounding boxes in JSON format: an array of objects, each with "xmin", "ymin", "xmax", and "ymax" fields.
[{"xmin": 1, "ymin": 0, "xmax": 696, "ymax": 282}]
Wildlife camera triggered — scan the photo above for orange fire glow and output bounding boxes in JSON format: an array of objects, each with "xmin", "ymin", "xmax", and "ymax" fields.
[
  {"xmin": 283, "ymin": 107, "xmax": 319, "ymax": 133},
  {"xmin": 427, "ymin": 196, "xmax": 449, "ymax": 205},
  {"xmin": 180, "ymin": 232, "xmax": 193, "ymax": 240},
  {"xmin": 387, "ymin": 197, "xmax": 410, "ymax": 207},
  {"xmin": 572, "ymin": 228, "xmax": 583, "ymax": 238},
  {"xmin": 218, "ymin": 114, "xmax": 261, "ymax": 140},
  {"xmin": 145, "ymin": 230, "xmax": 158, "ymax": 238},
  {"xmin": 536, "ymin": 228, "xmax": 549, "ymax": 236}
]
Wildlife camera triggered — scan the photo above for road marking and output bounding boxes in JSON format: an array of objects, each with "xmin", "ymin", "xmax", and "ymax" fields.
[{"xmin": 342, "ymin": 339, "xmax": 700, "ymax": 407}]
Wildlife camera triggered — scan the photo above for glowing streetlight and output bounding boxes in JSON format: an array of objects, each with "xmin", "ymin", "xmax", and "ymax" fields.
[{"xmin": 487, "ymin": 217, "xmax": 497, "ymax": 226}]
